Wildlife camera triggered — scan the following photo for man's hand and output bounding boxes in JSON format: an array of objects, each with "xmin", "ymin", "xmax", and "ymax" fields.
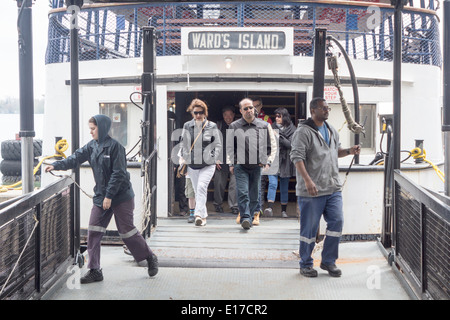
[
  {"xmin": 305, "ymin": 178, "xmax": 318, "ymax": 197},
  {"xmin": 45, "ymin": 165, "xmax": 54, "ymax": 172},
  {"xmin": 350, "ymin": 145, "xmax": 361, "ymax": 155}
]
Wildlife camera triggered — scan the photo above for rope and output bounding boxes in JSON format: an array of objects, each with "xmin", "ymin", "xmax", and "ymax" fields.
[
  {"xmin": 0, "ymin": 214, "xmax": 39, "ymax": 297},
  {"xmin": 49, "ymin": 171, "xmax": 93, "ymax": 199},
  {"xmin": 0, "ymin": 139, "xmax": 69, "ymax": 193},
  {"xmin": 141, "ymin": 158, "xmax": 152, "ymax": 234},
  {"xmin": 410, "ymin": 147, "xmax": 445, "ymax": 182}
]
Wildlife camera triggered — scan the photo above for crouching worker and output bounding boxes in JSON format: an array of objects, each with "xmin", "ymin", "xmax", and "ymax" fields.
[{"xmin": 45, "ymin": 115, "xmax": 158, "ymax": 283}]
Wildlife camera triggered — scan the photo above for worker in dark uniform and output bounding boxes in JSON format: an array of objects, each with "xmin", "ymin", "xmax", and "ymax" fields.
[{"xmin": 45, "ymin": 115, "xmax": 158, "ymax": 283}]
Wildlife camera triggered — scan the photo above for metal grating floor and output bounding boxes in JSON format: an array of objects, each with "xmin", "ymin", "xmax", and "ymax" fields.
[{"xmin": 44, "ymin": 218, "xmax": 411, "ymax": 300}]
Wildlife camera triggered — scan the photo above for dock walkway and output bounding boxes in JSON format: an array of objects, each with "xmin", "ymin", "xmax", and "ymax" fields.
[{"xmin": 44, "ymin": 217, "xmax": 411, "ymax": 300}]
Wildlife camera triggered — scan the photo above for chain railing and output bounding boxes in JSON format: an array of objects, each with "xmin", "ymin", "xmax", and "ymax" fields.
[{"xmin": 46, "ymin": 1, "xmax": 441, "ymax": 67}]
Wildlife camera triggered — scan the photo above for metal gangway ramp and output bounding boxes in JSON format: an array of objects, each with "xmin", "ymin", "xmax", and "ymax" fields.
[{"xmin": 42, "ymin": 218, "xmax": 411, "ymax": 300}]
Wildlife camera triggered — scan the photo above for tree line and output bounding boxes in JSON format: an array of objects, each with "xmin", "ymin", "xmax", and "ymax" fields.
[{"xmin": 0, "ymin": 96, "xmax": 45, "ymax": 114}]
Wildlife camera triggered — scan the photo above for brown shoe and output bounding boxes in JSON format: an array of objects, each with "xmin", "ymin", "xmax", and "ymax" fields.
[{"xmin": 253, "ymin": 212, "xmax": 260, "ymax": 226}]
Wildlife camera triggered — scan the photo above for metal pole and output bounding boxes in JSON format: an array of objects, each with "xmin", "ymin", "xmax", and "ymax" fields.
[
  {"xmin": 141, "ymin": 27, "xmax": 156, "ymax": 160},
  {"xmin": 392, "ymin": 0, "xmax": 405, "ymax": 170},
  {"xmin": 141, "ymin": 26, "xmax": 157, "ymax": 237},
  {"xmin": 312, "ymin": 28, "xmax": 327, "ymax": 99},
  {"xmin": 17, "ymin": 0, "xmax": 35, "ymax": 194},
  {"xmin": 66, "ymin": 0, "xmax": 83, "ymax": 255},
  {"xmin": 443, "ymin": 0, "xmax": 450, "ymax": 196}
]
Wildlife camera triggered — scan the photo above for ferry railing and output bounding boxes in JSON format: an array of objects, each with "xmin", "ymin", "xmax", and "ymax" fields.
[
  {"xmin": 0, "ymin": 176, "xmax": 75, "ymax": 300},
  {"xmin": 45, "ymin": 1, "xmax": 441, "ymax": 67},
  {"xmin": 392, "ymin": 170, "xmax": 450, "ymax": 300}
]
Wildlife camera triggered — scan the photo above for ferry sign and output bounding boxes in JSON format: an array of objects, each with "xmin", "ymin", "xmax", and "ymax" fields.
[{"xmin": 181, "ymin": 27, "xmax": 293, "ymax": 55}]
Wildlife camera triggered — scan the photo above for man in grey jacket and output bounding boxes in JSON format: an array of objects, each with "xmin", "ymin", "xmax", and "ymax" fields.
[{"xmin": 290, "ymin": 97, "xmax": 360, "ymax": 277}]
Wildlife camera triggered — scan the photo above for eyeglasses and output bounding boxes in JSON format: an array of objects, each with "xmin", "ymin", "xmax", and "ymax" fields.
[
  {"xmin": 316, "ymin": 106, "xmax": 331, "ymax": 112},
  {"xmin": 193, "ymin": 111, "xmax": 204, "ymax": 115},
  {"xmin": 243, "ymin": 106, "xmax": 254, "ymax": 111}
]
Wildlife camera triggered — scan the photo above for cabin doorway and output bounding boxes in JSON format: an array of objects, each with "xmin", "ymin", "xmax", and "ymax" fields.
[{"xmin": 168, "ymin": 90, "xmax": 307, "ymax": 218}]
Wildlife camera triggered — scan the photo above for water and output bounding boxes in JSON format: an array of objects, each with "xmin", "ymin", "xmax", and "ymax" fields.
[{"xmin": 0, "ymin": 114, "xmax": 44, "ymax": 143}]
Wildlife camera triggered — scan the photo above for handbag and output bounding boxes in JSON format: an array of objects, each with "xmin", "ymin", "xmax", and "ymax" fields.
[{"xmin": 176, "ymin": 120, "xmax": 208, "ymax": 178}]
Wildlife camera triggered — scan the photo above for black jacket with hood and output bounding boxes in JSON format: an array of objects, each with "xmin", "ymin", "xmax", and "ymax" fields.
[{"xmin": 52, "ymin": 114, "xmax": 134, "ymax": 207}]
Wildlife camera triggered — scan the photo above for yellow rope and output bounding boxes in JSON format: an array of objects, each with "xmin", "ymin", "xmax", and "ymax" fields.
[
  {"xmin": 376, "ymin": 147, "xmax": 444, "ymax": 182},
  {"xmin": 410, "ymin": 147, "xmax": 445, "ymax": 182},
  {"xmin": 0, "ymin": 139, "xmax": 68, "ymax": 192}
]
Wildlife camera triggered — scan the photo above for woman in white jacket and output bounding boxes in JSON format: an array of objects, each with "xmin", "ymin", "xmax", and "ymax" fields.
[{"xmin": 179, "ymin": 99, "xmax": 221, "ymax": 226}]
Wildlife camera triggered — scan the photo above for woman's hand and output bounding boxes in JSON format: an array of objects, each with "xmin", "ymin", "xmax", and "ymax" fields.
[{"xmin": 103, "ymin": 197, "xmax": 112, "ymax": 210}]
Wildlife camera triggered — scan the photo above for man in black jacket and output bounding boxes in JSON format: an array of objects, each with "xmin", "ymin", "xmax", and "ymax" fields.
[
  {"xmin": 227, "ymin": 98, "xmax": 277, "ymax": 229},
  {"xmin": 45, "ymin": 115, "xmax": 158, "ymax": 283}
]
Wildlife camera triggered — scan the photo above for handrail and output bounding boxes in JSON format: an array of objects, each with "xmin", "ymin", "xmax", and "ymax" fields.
[
  {"xmin": 46, "ymin": 1, "xmax": 441, "ymax": 66},
  {"xmin": 0, "ymin": 176, "xmax": 73, "ymax": 226},
  {"xmin": 49, "ymin": 1, "xmax": 439, "ymax": 16}
]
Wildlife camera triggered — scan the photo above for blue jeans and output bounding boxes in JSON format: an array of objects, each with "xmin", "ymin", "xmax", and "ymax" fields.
[
  {"xmin": 234, "ymin": 164, "xmax": 261, "ymax": 223},
  {"xmin": 297, "ymin": 192, "xmax": 343, "ymax": 268},
  {"xmin": 267, "ymin": 175, "xmax": 290, "ymax": 204}
]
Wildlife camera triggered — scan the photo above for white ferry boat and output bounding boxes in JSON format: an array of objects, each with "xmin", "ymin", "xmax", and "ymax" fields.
[{"xmin": 41, "ymin": 0, "xmax": 445, "ymax": 240}]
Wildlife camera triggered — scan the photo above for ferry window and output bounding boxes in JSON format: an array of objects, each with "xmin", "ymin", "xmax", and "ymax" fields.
[
  {"xmin": 358, "ymin": 104, "xmax": 376, "ymax": 150},
  {"xmin": 328, "ymin": 103, "xmax": 375, "ymax": 152},
  {"xmin": 99, "ymin": 103, "xmax": 128, "ymax": 147}
]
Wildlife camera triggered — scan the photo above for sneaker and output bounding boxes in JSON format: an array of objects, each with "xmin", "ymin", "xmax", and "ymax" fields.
[
  {"xmin": 187, "ymin": 215, "xmax": 195, "ymax": 223},
  {"xmin": 231, "ymin": 207, "xmax": 239, "ymax": 215},
  {"xmin": 253, "ymin": 212, "xmax": 260, "ymax": 226},
  {"xmin": 146, "ymin": 253, "xmax": 159, "ymax": 277},
  {"xmin": 80, "ymin": 269, "xmax": 103, "ymax": 284},
  {"xmin": 320, "ymin": 263, "xmax": 342, "ymax": 277},
  {"xmin": 195, "ymin": 216, "xmax": 206, "ymax": 226},
  {"xmin": 241, "ymin": 219, "xmax": 251, "ymax": 230},
  {"xmin": 300, "ymin": 267, "xmax": 318, "ymax": 278},
  {"xmin": 123, "ymin": 245, "xmax": 132, "ymax": 256},
  {"xmin": 214, "ymin": 205, "xmax": 224, "ymax": 213},
  {"xmin": 281, "ymin": 211, "xmax": 288, "ymax": 218},
  {"xmin": 264, "ymin": 207, "xmax": 273, "ymax": 217}
]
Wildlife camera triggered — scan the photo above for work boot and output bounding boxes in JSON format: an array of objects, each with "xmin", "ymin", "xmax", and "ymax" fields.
[
  {"xmin": 80, "ymin": 269, "xmax": 103, "ymax": 284},
  {"xmin": 320, "ymin": 263, "xmax": 342, "ymax": 277},
  {"xmin": 241, "ymin": 219, "xmax": 251, "ymax": 230},
  {"xmin": 253, "ymin": 212, "xmax": 260, "ymax": 226},
  {"xmin": 300, "ymin": 267, "xmax": 318, "ymax": 278},
  {"xmin": 146, "ymin": 253, "xmax": 159, "ymax": 277}
]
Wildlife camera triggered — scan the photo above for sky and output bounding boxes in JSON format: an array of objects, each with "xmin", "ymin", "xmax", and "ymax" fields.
[{"xmin": 0, "ymin": 0, "xmax": 49, "ymax": 100}]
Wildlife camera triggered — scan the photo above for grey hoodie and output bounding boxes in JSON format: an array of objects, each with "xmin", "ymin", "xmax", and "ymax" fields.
[{"xmin": 290, "ymin": 118, "xmax": 342, "ymax": 197}]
